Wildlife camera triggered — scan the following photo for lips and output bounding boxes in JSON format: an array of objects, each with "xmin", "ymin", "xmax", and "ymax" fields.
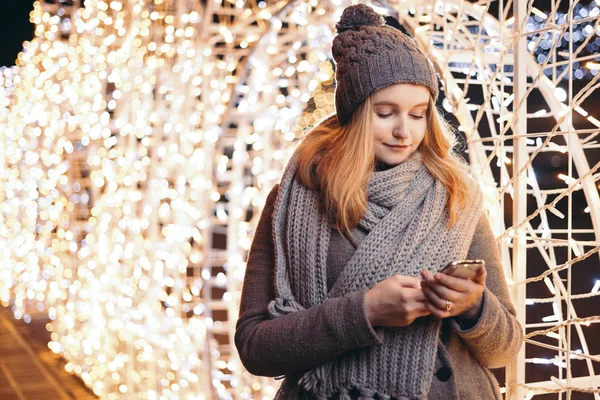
[{"xmin": 384, "ymin": 144, "xmax": 410, "ymax": 150}]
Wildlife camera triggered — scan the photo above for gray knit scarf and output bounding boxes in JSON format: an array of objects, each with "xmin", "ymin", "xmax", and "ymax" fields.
[{"xmin": 268, "ymin": 152, "xmax": 483, "ymax": 400}]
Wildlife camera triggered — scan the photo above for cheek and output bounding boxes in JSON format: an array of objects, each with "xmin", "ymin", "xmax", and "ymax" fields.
[
  {"xmin": 372, "ymin": 121, "xmax": 390, "ymax": 141},
  {"xmin": 411, "ymin": 119, "xmax": 427, "ymax": 130},
  {"xmin": 412, "ymin": 121, "xmax": 428, "ymax": 140}
]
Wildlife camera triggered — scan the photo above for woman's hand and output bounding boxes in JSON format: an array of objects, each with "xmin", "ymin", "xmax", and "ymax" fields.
[
  {"xmin": 365, "ymin": 275, "xmax": 431, "ymax": 327},
  {"xmin": 420, "ymin": 267, "xmax": 487, "ymax": 320}
]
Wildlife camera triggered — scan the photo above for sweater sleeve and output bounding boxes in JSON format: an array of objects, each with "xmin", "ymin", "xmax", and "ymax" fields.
[
  {"xmin": 449, "ymin": 213, "xmax": 524, "ymax": 369},
  {"xmin": 234, "ymin": 184, "xmax": 383, "ymax": 377}
]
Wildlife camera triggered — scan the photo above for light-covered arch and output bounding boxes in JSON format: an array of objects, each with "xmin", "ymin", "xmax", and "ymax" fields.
[
  {"xmin": 2, "ymin": 0, "xmax": 599, "ymax": 399},
  {"xmin": 226, "ymin": 1, "xmax": 600, "ymax": 398}
]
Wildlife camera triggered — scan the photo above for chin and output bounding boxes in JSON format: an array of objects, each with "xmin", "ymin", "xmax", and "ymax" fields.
[{"xmin": 382, "ymin": 156, "xmax": 409, "ymax": 166}]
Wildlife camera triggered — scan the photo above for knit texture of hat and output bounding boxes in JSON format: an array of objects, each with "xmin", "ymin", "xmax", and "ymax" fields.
[{"xmin": 333, "ymin": 4, "xmax": 439, "ymax": 125}]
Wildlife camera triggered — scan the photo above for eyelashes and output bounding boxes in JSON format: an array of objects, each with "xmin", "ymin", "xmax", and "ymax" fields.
[{"xmin": 376, "ymin": 113, "xmax": 425, "ymax": 119}]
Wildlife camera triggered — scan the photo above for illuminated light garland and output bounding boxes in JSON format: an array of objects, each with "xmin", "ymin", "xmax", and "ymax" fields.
[{"xmin": 1, "ymin": 0, "xmax": 599, "ymax": 399}]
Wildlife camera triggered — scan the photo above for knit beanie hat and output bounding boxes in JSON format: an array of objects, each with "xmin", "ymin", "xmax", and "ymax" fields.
[{"xmin": 332, "ymin": 4, "xmax": 439, "ymax": 125}]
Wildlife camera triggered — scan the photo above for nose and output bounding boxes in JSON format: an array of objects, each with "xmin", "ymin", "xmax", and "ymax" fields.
[{"xmin": 392, "ymin": 116, "xmax": 409, "ymax": 139}]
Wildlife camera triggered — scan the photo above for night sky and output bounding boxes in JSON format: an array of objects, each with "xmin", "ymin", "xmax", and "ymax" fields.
[{"xmin": 0, "ymin": 2, "xmax": 35, "ymax": 68}]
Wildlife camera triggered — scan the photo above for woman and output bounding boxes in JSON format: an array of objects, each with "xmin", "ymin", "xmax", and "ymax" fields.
[{"xmin": 235, "ymin": 4, "xmax": 522, "ymax": 399}]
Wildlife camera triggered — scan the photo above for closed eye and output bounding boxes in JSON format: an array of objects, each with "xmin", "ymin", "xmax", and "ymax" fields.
[{"xmin": 376, "ymin": 113, "xmax": 425, "ymax": 119}]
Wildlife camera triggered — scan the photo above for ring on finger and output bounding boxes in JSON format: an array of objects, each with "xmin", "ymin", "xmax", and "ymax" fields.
[{"xmin": 445, "ymin": 299, "xmax": 452, "ymax": 311}]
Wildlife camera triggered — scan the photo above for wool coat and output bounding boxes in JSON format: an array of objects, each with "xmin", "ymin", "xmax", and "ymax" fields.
[{"xmin": 235, "ymin": 184, "xmax": 523, "ymax": 399}]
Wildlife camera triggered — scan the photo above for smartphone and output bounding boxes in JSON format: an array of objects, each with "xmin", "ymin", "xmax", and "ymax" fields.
[{"xmin": 441, "ymin": 260, "xmax": 485, "ymax": 279}]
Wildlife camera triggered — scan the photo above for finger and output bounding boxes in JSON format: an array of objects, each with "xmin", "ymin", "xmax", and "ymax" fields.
[
  {"xmin": 422, "ymin": 285, "xmax": 454, "ymax": 310},
  {"xmin": 410, "ymin": 300, "xmax": 432, "ymax": 313},
  {"xmin": 471, "ymin": 266, "xmax": 487, "ymax": 286},
  {"xmin": 395, "ymin": 275, "xmax": 422, "ymax": 289},
  {"xmin": 402, "ymin": 287, "xmax": 429, "ymax": 302},
  {"xmin": 423, "ymin": 280, "xmax": 462, "ymax": 303},
  {"xmin": 409, "ymin": 301, "xmax": 433, "ymax": 317},
  {"xmin": 420, "ymin": 272, "xmax": 437, "ymax": 292},
  {"xmin": 413, "ymin": 307, "xmax": 432, "ymax": 318},
  {"xmin": 420, "ymin": 269, "xmax": 434, "ymax": 282},
  {"xmin": 433, "ymin": 272, "xmax": 471, "ymax": 292},
  {"xmin": 424, "ymin": 301, "xmax": 450, "ymax": 319}
]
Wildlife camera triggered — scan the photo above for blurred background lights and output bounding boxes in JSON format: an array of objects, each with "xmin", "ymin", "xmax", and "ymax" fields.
[{"xmin": 0, "ymin": 0, "xmax": 599, "ymax": 399}]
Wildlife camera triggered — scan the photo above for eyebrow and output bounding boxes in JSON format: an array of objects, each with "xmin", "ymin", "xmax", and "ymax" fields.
[{"xmin": 373, "ymin": 101, "xmax": 429, "ymax": 108}]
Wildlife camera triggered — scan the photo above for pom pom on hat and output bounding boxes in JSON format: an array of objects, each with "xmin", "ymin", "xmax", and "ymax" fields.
[
  {"xmin": 332, "ymin": 4, "xmax": 439, "ymax": 125},
  {"xmin": 336, "ymin": 4, "xmax": 384, "ymax": 33}
]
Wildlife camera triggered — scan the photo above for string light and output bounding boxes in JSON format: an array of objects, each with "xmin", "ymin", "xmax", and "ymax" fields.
[
  {"xmin": 0, "ymin": 0, "xmax": 598, "ymax": 399},
  {"xmin": 526, "ymin": 2, "xmax": 600, "ymax": 80},
  {"xmin": 0, "ymin": 0, "xmax": 336, "ymax": 398}
]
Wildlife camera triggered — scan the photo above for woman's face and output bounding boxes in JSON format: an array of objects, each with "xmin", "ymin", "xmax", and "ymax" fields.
[{"xmin": 371, "ymin": 83, "xmax": 430, "ymax": 166}]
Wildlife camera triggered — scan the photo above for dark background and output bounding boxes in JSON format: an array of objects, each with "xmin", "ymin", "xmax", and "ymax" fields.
[{"xmin": 0, "ymin": 2, "xmax": 35, "ymax": 68}]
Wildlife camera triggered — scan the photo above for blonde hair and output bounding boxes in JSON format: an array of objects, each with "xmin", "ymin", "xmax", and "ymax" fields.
[{"xmin": 295, "ymin": 95, "xmax": 470, "ymax": 232}]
